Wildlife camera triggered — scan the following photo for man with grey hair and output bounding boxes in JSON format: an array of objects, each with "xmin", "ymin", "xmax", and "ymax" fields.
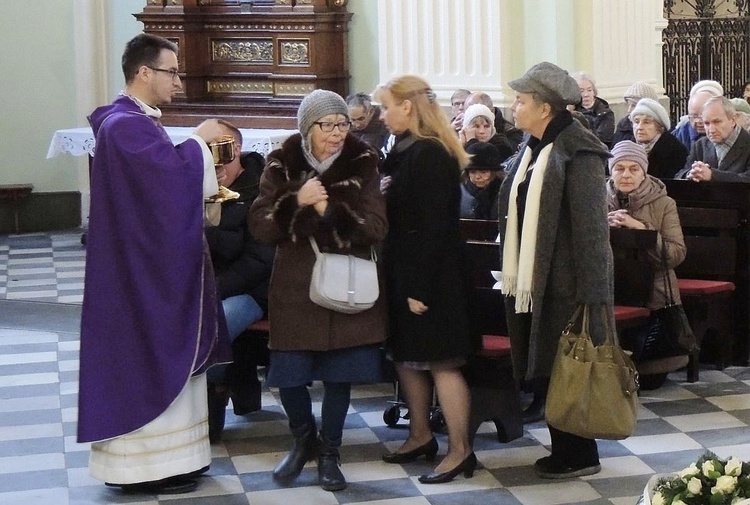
[
  {"xmin": 678, "ymin": 96, "xmax": 750, "ymax": 182},
  {"xmin": 450, "ymin": 88, "xmax": 472, "ymax": 132},
  {"xmin": 672, "ymin": 79, "xmax": 724, "ymax": 150}
]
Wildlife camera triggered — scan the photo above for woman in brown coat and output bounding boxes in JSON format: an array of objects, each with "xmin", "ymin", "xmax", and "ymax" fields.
[
  {"xmin": 249, "ymin": 90, "xmax": 387, "ymax": 492},
  {"xmin": 606, "ymin": 140, "xmax": 689, "ymax": 388}
]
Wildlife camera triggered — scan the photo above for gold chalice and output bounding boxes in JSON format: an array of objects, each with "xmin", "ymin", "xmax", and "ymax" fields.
[
  {"xmin": 209, "ymin": 135, "xmax": 236, "ymax": 166},
  {"xmin": 206, "ymin": 135, "xmax": 240, "ymax": 203}
]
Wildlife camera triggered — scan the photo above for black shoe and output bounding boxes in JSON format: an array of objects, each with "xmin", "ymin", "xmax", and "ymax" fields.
[
  {"xmin": 534, "ymin": 455, "xmax": 601, "ymax": 479},
  {"xmin": 207, "ymin": 384, "xmax": 229, "ymax": 444},
  {"xmin": 230, "ymin": 378, "xmax": 262, "ymax": 415},
  {"xmin": 111, "ymin": 477, "xmax": 198, "ymax": 494},
  {"xmin": 522, "ymin": 397, "xmax": 545, "ymax": 424},
  {"xmin": 418, "ymin": 452, "xmax": 477, "ymax": 484},
  {"xmin": 382, "ymin": 437, "xmax": 438, "ymax": 464}
]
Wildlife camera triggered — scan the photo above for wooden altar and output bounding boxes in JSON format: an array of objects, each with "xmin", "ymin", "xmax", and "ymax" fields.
[{"xmin": 136, "ymin": 0, "xmax": 352, "ymax": 128}]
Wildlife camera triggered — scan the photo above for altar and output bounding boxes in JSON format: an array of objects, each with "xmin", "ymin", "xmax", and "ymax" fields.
[{"xmin": 47, "ymin": 126, "xmax": 296, "ymax": 159}]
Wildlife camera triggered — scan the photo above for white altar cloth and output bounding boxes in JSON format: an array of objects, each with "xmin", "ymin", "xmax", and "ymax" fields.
[{"xmin": 47, "ymin": 126, "xmax": 296, "ymax": 159}]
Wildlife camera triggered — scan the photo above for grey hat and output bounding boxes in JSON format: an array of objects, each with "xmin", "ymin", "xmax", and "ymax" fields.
[
  {"xmin": 297, "ymin": 89, "xmax": 349, "ymax": 135},
  {"xmin": 624, "ymin": 81, "xmax": 658, "ymax": 102},
  {"xmin": 630, "ymin": 98, "xmax": 671, "ymax": 130},
  {"xmin": 508, "ymin": 62, "xmax": 581, "ymax": 107},
  {"xmin": 609, "ymin": 140, "xmax": 649, "ymax": 174},
  {"xmin": 730, "ymin": 97, "xmax": 750, "ymax": 115}
]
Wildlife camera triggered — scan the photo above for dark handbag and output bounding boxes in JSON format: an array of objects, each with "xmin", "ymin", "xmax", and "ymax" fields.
[
  {"xmin": 545, "ymin": 304, "xmax": 639, "ymax": 440},
  {"xmin": 308, "ymin": 236, "xmax": 379, "ymax": 314},
  {"xmin": 653, "ymin": 243, "xmax": 697, "ymax": 354}
]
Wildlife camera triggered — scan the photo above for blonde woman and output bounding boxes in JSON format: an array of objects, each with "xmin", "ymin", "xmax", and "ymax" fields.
[{"xmin": 374, "ymin": 75, "xmax": 477, "ymax": 484}]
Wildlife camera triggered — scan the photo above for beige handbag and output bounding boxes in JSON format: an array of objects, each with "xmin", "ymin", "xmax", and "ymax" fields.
[{"xmin": 545, "ymin": 304, "xmax": 639, "ymax": 440}]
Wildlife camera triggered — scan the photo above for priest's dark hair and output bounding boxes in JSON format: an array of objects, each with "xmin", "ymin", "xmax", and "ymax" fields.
[{"xmin": 121, "ymin": 33, "xmax": 178, "ymax": 84}]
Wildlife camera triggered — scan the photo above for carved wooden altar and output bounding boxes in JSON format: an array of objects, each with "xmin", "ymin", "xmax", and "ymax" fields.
[{"xmin": 136, "ymin": 0, "xmax": 351, "ymax": 128}]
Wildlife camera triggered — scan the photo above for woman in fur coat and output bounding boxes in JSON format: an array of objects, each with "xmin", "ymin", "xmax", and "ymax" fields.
[{"xmin": 249, "ymin": 90, "xmax": 387, "ymax": 492}]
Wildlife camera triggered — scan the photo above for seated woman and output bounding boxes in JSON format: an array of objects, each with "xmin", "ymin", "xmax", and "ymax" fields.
[
  {"xmin": 606, "ymin": 141, "xmax": 689, "ymax": 389},
  {"xmin": 629, "ymin": 98, "xmax": 687, "ymax": 179},
  {"xmin": 574, "ymin": 71, "xmax": 615, "ymax": 147},
  {"xmin": 459, "ymin": 103, "xmax": 513, "ymax": 162},
  {"xmin": 460, "ymin": 141, "xmax": 504, "ymax": 220}
]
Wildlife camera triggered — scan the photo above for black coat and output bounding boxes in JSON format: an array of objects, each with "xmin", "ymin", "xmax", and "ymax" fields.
[
  {"xmin": 382, "ymin": 135, "xmax": 476, "ymax": 362},
  {"xmin": 206, "ymin": 152, "xmax": 275, "ymax": 312},
  {"xmin": 576, "ymin": 97, "xmax": 615, "ymax": 148},
  {"xmin": 647, "ymin": 132, "xmax": 688, "ymax": 179},
  {"xmin": 613, "ymin": 116, "xmax": 635, "ymax": 145}
]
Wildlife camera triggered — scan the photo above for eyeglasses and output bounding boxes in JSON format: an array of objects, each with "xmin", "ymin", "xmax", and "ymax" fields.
[
  {"xmin": 147, "ymin": 66, "xmax": 180, "ymax": 80},
  {"xmin": 314, "ymin": 121, "xmax": 351, "ymax": 132}
]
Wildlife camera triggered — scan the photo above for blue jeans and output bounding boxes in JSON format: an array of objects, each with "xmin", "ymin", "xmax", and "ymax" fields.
[
  {"xmin": 207, "ymin": 294, "xmax": 264, "ymax": 384},
  {"xmin": 223, "ymin": 294, "xmax": 263, "ymax": 342}
]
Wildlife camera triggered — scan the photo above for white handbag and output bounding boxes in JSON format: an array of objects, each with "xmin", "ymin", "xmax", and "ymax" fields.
[{"xmin": 308, "ymin": 236, "xmax": 379, "ymax": 314}]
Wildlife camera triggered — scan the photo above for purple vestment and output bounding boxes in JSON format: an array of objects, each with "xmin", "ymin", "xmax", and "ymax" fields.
[{"xmin": 77, "ymin": 95, "xmax": 230, "ymax": 443}]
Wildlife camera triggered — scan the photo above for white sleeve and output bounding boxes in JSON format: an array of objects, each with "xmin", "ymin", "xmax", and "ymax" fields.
[{"xmin": 190, "ymin": 134, "xmax": 219, "ymax": 198}]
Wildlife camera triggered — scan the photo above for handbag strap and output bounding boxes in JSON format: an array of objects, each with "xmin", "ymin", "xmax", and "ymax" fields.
[
  {"xmin": 659, "ymin": 240, "xmax": 677, "ymax": 306},
  {"xmin": 308, "ymin": 236, "xmax": 377, "ymax": 262},
  {"xmin": 564, "ymin": 304, "xmax": 619, "ymax": 346}
]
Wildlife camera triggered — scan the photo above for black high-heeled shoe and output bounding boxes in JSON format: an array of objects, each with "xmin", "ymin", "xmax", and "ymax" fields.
[
  {"xmin": 382, "ymin": 437, "xmax": 438, "ymax": 464},
  {"xmin": 418, "ymin": 452, "xmax": 477, "ymax": 484}
]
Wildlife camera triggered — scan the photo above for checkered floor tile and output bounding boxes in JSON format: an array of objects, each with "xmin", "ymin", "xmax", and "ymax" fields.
[{"xmin": 1, "ymin": 230, "xmax": 749, "ymax": 505}]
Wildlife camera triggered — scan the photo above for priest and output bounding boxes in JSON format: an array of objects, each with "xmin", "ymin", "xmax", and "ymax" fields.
[{"xmin": 77, "ymin": 33, "xmax": 231, "ymax": 494}]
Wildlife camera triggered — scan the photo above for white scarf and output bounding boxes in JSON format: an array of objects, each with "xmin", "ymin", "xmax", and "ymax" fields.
[{"xmin": 501, "ymin": 143, "xmax": 554, "ymax": 313}]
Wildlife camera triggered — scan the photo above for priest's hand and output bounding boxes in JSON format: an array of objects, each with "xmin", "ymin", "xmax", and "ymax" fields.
[{"xmin": 194, "ymin": 119, "xmax": 224, "ymax": 143}]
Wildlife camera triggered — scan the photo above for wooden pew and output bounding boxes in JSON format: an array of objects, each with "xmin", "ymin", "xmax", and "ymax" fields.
[
  {"xmin": 663, "ymin": 180, "xmax": 748, "ymax": 367},
  {"xmin": 460, "ymin": 219, "xmax": 522, "ymax": 444}
]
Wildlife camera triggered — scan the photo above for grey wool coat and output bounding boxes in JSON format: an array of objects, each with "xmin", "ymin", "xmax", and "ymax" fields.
[
  {"xmin": 497, "ymin": 119, "xmax": 615, "ymax": 381},
  {"xmin": 248, "ymin": 133, "xmax": 388, "ymax": 352}
]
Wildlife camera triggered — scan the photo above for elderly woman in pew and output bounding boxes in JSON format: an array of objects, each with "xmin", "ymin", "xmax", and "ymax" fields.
[
  {"xmin": 627, "ymin": 98, "xmax": 688, "ymax": 179},
  {"xmin": 606, "ymin": 141, "xmax": 690, "ymax": 389}
]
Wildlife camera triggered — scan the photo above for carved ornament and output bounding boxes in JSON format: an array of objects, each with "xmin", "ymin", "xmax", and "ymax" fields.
[
  {"xmin": 213, "ymin": 40, "xmax": 273, "ymax": 63},
  {"xmin": 280, "ymin": 40, "xmax": 310, "ymax": 65},
  {"xmin": 208, "ymin": 80, "xmax": 274, "ymax": 94}
]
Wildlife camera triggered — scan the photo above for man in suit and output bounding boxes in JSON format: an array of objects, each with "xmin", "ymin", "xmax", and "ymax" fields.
[{"xmin": 678, "ymin": 96, "xmax": 750, "ymax": 182}]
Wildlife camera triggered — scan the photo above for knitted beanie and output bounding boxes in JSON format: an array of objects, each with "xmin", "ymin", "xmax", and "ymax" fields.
[
  {"xmin": 623, "ymin": 81, "xmax": 658, "ymax": 101},
  {"xmin": 297, "ymin": 89, "xmax": 349, "ymax": 135},
  {"xmin": 609, "ymin": 140, "xmax": 649, "ymax": 173},
  {"xmin": 465, "ymin": 141, "xmax": 503, "ymax": 171},
  {"xmin": 462, "ymin": 103, "xmax": 495, "ymax": 129},
  {"xmin": 629, "ymin": 98, "xmax": 671, "ymax": 130},
  {"xmin": 690, "ymin": 79, "xmax": 724, "ymax": 98},
  {"xmin": 731, "ymin": 97, "xmax": 750, "ymax": 115}
]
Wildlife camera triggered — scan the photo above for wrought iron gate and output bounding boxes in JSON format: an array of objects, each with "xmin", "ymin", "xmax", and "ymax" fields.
[{"xmin": 662, "ymin": 1, "xmax": 750, "ymax": 123}]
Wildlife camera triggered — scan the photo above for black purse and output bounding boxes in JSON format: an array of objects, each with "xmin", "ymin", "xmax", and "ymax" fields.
[{"xmin": 649, "ymin": 242, "xmax": 698, "ymax": 355}]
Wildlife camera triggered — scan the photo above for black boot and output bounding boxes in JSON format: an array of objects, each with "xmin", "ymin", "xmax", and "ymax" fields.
[
  {"xmin": 318, "ymin": 433, "xmax": 346, "ymax": 492},
  {"xmin": 273, "ymin": 419, "xmax": 319, "ymax": 482},
  {"xmin": 207, "ymin": 383, "xmax": 229, "ymax": 444}
]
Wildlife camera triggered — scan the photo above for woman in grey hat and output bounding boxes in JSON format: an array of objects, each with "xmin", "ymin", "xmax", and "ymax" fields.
[
  {"xmin": 249, "ymin": 89, "xmax": 388, "ymax": 492},
  {"xmin": 498, "ymin": 61, "xmax": 613, "ymax": 479},
  {"xmin": 629, "ymin": 97, "xmax": 688, "ymax": 179}
]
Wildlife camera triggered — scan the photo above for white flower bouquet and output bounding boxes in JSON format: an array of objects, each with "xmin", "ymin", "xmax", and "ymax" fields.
[{"xmin": 641, "ymin": 453, "xmax": 750, "ymax": 505}]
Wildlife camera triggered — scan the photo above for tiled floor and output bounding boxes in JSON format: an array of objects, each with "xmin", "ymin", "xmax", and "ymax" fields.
[{"xmin": 1, "ymin": 230, "xmax": 750, "ymax": 505}]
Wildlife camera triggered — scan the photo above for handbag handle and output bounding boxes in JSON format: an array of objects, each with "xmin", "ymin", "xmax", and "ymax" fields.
[
  {"xmin": 308, "ymin": 236, "xmax": 377, "ymax": 262},
  {"xmin": 563, "ymin": 304, "xmax": 619, "ymax": 346}
]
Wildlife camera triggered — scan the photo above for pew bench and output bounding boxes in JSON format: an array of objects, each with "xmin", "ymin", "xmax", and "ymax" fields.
[
  {"xmin": 675, "ymin": 206, "xmax": 741, "ymax": 370},
  {"xmin": 0, "ymin": 183, "xmax": 33, "ymax": 233}
]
